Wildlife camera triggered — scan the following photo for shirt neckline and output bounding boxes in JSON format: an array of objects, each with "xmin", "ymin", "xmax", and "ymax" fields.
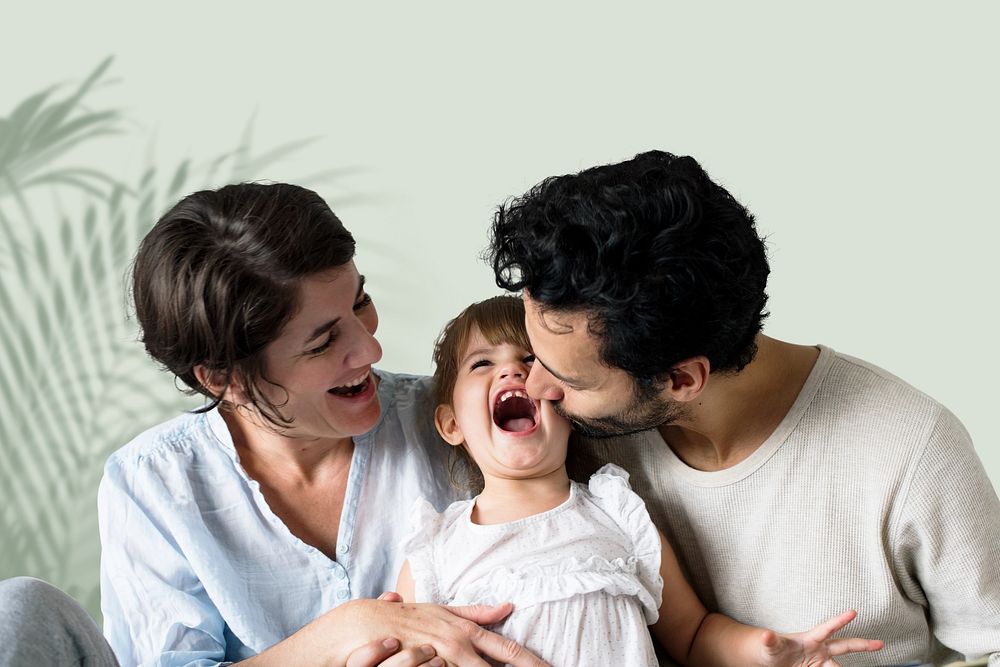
[
  {"xmin": 463, "ymin": 481, "xmax": 579, "ymax": 531},
  {"xmin": 657, "ymin": 344, "xmax": 835, "ymax": 487},
  {"xmin": 201, "ymin": 374, "xmax": 397, "ymax": 565}
]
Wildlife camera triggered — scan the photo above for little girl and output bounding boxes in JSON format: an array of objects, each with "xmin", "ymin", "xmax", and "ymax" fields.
[{"xmin": 397, "ymin": 296, "xmax": 883, "ymax": 667}]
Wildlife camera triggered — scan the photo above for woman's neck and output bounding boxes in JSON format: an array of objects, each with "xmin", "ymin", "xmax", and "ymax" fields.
[
  {"xmin": 472, "ymin": 465, "xmax": 572, "ymax": 525},
  {"xmin": 221, "ymin": 407, "xmax": 353, "ymax": 485}
]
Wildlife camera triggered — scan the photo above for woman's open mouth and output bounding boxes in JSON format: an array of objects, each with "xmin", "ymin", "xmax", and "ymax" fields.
[
  {"xmin": 328, "ymin": 370, "xmax": 373, "ymax": 398},
  {"xmin": 492, "ymin": 389, "xmax": 538, "ymax": 434}
]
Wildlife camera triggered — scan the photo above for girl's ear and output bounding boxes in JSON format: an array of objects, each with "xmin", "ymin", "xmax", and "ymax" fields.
[{"xmin": 434, "ymin": 404, "xmax": 465, "ymax": 446}]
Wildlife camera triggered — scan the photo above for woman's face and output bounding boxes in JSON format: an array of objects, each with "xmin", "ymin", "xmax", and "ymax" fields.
[{"xmin": 251, "ymin": 262, "xmax": 383, "ymax": 443}]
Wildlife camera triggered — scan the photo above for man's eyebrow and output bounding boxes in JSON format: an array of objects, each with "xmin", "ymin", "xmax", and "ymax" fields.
[
  {"xmin": 535, "ymin": 355, "xmax": 585, "ymax": 387},
  {"xmin": 303, "ymin": 274, "xmax": 367, "ymax": 346}
]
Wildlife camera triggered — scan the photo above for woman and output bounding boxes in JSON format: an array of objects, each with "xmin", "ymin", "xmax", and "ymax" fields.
[{"xmin": 96, "ymin": 183, "xmax": 545, "ymax": 666}]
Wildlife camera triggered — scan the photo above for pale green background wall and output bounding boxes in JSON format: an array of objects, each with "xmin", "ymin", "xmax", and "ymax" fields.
[{"xmin": 2, "ymin": 1, "xmax": 998, "ymax": 618}]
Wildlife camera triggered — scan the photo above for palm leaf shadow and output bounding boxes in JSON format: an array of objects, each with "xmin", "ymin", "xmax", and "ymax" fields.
[{"xmin": 0, "ymin": 58, "xmax": 351, "ymax": 620}]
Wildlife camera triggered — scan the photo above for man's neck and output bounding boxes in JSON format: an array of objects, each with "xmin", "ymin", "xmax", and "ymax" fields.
[{"xmin": 658, "ymin": 335, "xmax": 820, "ymax": 472}]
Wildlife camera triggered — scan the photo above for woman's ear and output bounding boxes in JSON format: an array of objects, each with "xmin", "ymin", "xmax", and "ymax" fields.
[
  {"xmin": 194, "ymin": 365, "xmax": 244, "ymax": 403},
  {"xmin": 434, "ymin": 404, "xmax": 465, "ymax": 446}
]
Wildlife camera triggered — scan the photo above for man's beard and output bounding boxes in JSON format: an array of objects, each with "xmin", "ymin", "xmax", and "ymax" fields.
[{"xmin": 553, "ymin": 378, "xmax": 686, "ymax": 439}]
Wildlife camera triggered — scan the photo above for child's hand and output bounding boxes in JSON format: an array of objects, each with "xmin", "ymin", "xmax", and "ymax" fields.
[{"xmin": 756, "ymin": 609, "xmax": 883, "ymax": 667}]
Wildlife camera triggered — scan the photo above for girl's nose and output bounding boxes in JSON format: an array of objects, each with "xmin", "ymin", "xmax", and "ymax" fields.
[{"xmin": 499, "ymin": 365, "xmax": 526, "ymax": 380}]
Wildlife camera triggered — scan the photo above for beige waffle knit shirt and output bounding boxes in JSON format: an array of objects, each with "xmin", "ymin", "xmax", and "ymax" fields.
[{"xmin": 584, "ymin": 345, "xmax": 1000, "ymax": 666}]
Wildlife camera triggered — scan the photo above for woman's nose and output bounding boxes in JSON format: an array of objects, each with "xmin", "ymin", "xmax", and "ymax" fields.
[
  {"xmin": 346, "ymin": 323, "xmax": 383, "ymax": 368},
  {"xmin": 525, "ymin": 362, "xmax": 564, "ymax": 402}
]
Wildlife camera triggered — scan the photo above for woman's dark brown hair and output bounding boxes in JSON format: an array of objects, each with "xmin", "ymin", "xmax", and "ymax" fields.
[{"xmin": 131, "ymin": 182, "xmax": 355, "ymax": 426}]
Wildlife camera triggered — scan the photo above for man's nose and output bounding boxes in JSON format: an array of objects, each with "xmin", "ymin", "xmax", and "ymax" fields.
[{"xmin": 525, "ymin": 362, "xmax": 564, "ymax": 401}]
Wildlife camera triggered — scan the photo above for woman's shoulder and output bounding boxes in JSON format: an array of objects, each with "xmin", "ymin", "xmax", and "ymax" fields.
[
  {"xmin": 373, "ymin": 369, "xmax": 434, "ymax": 412},
  {"xmin": 104, "ymin": 408, "xmax": 229, "ymax": 475},
  {"xmin": 368, "ymin": 369, "xmax": 441, "ymax": 450}
]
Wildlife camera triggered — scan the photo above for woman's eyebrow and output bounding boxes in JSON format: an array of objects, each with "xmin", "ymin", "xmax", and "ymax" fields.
[
  {"xmin": 302, "ymin": 275, "xmax": 368, "ymax": 346},
  {"xmin": 304, "ymin": 319, "xmax": 338, "ymax": 346}
]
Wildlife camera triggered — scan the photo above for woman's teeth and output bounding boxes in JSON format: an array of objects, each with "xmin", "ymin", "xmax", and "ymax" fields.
[{"xmin": 329, "ymin": 371, "xmax": 370, "ymax": 396}]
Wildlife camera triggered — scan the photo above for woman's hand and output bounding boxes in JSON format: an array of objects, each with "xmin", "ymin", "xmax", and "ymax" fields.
[
  {"xmin": 339, "ymin": 598, "xmax": 548, "ymax": 667},
  {"xmin": 246, "ymin": 593, "xmax": 548, "ymax": 667},
  {"xmin": 346, "ymin": 638, "xmax": 443, "ymax": 667},
  {"xmin": 753, "ymin": 610, "xmax": 883, "ymax": 667},
  {"xmin": 345, "ymin": 593, "xmax": 444, "ymax": 667}
]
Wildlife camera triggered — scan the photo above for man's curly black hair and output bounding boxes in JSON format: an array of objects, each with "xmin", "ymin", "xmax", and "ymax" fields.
[{"xmin": 488, "ymin": 150, "xmax": 770, "ymax": 385}]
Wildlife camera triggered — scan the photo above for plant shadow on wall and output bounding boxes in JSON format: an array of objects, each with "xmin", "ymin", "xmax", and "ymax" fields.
[{"xmin": 0, "ymin": 56, "xmax": 351, "ymax": 620}]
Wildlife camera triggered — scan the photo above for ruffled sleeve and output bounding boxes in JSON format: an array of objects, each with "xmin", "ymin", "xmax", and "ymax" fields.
[
  {"xmin": 401, "ymin": 497, "xmax": 446, "ymax": 604},
  {"xmin": 588, "ymin": 464, "xmax": 664, "ymax": 622}
]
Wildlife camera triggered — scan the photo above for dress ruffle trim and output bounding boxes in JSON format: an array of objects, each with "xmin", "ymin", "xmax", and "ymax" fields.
[
  {"xmin": 586, "ymin": 464, "xmax": 663, "ymax": 621},
  {"xmin": 449, "ymin": 554, "xmax": 660, "ymax": 618}
]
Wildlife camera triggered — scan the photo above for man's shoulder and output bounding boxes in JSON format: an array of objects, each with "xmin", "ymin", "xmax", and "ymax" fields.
[{"xmin": 818, "ymin": 347, "xmax": 947, "ymax": 428}]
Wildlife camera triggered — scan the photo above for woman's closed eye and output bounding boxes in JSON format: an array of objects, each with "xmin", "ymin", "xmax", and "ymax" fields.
[
  {"xmin": 307, "ymin": 330, "xmax": 338, "ymax": 355},
  {"xmin": 353, "ymin": 293, "xmax": 372, "ymax": 311}
]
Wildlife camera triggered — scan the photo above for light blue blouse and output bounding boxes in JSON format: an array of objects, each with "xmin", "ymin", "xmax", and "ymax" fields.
[{"xmin": 98, "ymin": 371, "xmax": 460, "ymax": 667}]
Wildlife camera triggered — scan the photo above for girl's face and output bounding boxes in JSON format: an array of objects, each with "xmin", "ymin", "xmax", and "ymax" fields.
[
  {"xmin": 435, "ymin": 327, "xmax": 571, "ymax": 480},
  {"xmin": 249, "ymin": 262, "xmax": 383, "ymax": 443}
]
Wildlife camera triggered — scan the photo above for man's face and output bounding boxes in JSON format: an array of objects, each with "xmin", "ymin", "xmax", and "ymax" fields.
[{"xmin": 522, "ymin": 295, "xmax": 684, "ymax": 438}]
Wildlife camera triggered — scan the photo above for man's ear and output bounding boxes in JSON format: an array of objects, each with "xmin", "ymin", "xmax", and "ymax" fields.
[
  {"xmin": 194, "ymin": 365, "xmax": 244, "ymax": 403},
  {"xmin": 434, "ymin": 404, "xmax": 465, "ymax": 446},
  {"xmin": 664, "ymin": 356, "xmax": 711, "ymax": 402}
]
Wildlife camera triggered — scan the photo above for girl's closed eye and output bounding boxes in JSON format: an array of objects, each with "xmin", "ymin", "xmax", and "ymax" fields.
[{"xmin": 470, "ymin": 359, "xmax": 492, "ymax": 371}]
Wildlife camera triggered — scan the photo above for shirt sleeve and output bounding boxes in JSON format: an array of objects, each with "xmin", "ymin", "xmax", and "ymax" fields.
[
  {"xmin": 99, "ymin": 455, "xmax": 232, "ymax": 667},
  {"xmin": 401, "ymin": 497, "xmax": 446, "ymax": 604},
  {"xmin": 891, "ymin": 406, "xmax": 1000, "ymax": 661}
]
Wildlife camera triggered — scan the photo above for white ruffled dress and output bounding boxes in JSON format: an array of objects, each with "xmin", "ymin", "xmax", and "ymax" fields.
[{"xmin": 403, "ymin": 464, "xmax": 662, "ymax": 667}]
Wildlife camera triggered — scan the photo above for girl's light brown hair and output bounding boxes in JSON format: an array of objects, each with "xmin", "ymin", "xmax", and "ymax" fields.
[{"xmin": 432, "ymin": 296, "xmax": 531, "ymax": 491}]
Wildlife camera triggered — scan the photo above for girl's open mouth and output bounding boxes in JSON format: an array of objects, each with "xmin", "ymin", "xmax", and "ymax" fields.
[{"xmin": 492, "ymin": 389, "xmax": 538, "ymax": 433}]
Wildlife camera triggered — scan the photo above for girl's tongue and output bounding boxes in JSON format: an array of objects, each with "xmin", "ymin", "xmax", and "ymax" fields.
[{"xmin": 494, "ymin": 395, "xmax": 537, "ymax": 433}]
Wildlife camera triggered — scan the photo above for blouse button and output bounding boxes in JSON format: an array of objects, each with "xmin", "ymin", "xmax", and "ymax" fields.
[
  {"xmin": 338, "ymin": 543, "xmax": 350, "ymax": 555},
  {"xmin": 337, "ymin": 589, "xmax": 349, "ymax": 600}
]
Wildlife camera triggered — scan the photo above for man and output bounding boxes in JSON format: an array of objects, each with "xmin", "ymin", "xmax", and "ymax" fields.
[{"xmin": 488, "ymin": 151, "xmax": 1000, "ymax": 666}]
